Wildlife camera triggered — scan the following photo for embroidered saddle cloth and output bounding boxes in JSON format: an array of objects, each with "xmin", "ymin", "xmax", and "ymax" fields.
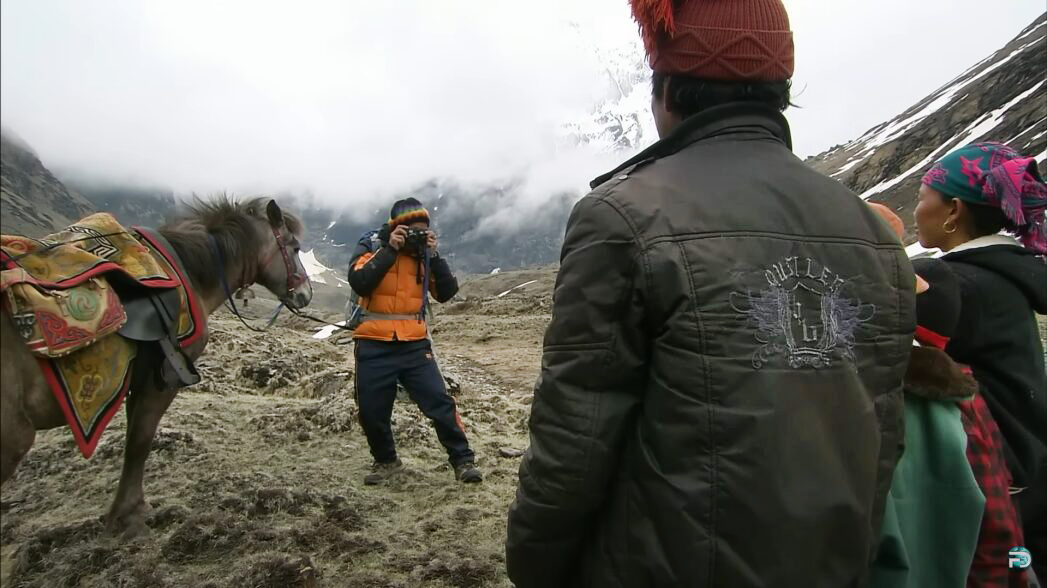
[
  {"xmin": 0, "ymin": 213, "xmax": 203, "ymax": 458},
  {"xmin": 0, "ymin": 213, "xmax": 184, "ymax": 355}
]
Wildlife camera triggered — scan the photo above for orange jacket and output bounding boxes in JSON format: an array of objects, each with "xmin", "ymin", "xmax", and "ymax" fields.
[
  {"xmin": 352, "ymin": 251, "xmax": 430, "ymax": 341},
  {"xmin": 347, "ymin": 229, "xmax": 460, "ymax": 341}
]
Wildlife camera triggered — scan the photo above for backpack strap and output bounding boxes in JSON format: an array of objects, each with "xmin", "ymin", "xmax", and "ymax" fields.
[{"xmin": 357, "ymin": 230, "xmax": 381, "ymax": 252}]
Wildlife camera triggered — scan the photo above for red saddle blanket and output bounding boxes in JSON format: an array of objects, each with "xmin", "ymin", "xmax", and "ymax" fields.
[{"xmin": 1, "ymin": 213, "xmax": 204, "ymax": 457}]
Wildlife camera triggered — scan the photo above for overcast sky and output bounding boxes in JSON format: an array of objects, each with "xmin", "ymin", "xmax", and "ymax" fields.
[{"xmin": 1, "ymin": 0, "xmax": 1043, "ymax": 207}]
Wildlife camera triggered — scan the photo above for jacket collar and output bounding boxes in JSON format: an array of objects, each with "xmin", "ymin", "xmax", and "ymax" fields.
[
  {"xmin": 591, "ymin": 102, "xmax": 793, "ymax": 189},
  {"xmin": 945, "ymin": 234, "xmax": 1022, "ymax": 255}
]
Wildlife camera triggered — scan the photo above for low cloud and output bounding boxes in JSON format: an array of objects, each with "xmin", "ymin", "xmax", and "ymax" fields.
[
  {"xmin": 2, "ymin": 0, "xmax": 1043, "ymax": 220},
  {"xmin": 0, "ymin": 0, "xmax": 636, "ymax": 209}
]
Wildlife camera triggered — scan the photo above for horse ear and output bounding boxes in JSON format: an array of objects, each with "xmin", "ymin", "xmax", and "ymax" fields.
[{"xmin": 266, "ymin": 200, "xmax": 284, "ymax": 227}]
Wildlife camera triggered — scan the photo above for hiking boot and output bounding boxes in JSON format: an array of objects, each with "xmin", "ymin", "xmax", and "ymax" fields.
[
  {"xmin": 364, "ymin": 459, "xmax": 404, "ymax": 485},
  {"xmin": 454, "ymin": 462, "xmax": 483, "ymax": 483}
]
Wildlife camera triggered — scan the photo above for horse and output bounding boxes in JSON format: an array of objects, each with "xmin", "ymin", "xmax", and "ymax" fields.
[{"xmin": 0, "ymin": 196, "xmax": 313, "ymax": 537}]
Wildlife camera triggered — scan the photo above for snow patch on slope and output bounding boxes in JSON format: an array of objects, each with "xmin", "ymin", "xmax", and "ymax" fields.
[
  {"xmin": 497, "ymin": 280, "xmax": 538, "ymax": 298},
  {"xmin": 837, "ymin": 36, "xmax": 1044, "ymax": 177},
  {"xmin": 300, "ymin": 249, "xmax": 333, "ymax": 285},
  {"xmin": 860, "ymin": 80, "xmax": 1045, "ymax": 200},
  {"xmin": 313, "ymin": 321, "xmax": 347, "ymax": 339}
]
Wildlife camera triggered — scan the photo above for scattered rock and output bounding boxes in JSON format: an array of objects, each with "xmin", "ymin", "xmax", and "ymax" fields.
[
  {"xmin": 444, "ymin": 374, "xmax": 462, "ymax": 397},
  {"xmin": 498, "ymin": 447, "xmax": 525, "ymax": 458}
]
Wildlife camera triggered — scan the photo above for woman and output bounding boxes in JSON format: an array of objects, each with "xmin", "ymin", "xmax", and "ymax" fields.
[
  {"xmin": 914, "ymin": 142, "xmax": 1047, "ymax": 579},
  {"xmin": 869, "ymin": 203, "xmax": 1029, "ymax": 587}
]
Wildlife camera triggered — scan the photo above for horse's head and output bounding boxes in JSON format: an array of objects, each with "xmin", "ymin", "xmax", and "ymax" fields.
[{"xmin": 247, "ymin": 199, "xmax": 313, "ymax": 310}]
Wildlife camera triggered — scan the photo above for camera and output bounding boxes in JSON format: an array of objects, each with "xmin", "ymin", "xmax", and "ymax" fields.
[{"xmin": 404, "ymin": 228, "xmax": 429, "ymax": 252}]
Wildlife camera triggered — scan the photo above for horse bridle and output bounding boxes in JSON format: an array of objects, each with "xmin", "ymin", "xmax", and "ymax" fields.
[
  {"xmin": 210, "ymin": 221, "xmax": 308, "ymax": 333},
  {"xmin": 262, "ymin": 223, "xmax": 307, "ymax": 301}
]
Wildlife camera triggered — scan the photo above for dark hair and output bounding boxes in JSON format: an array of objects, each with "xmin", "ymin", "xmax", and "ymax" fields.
[
  {"xmin": 940, "ymin": 193, "xmax": 1019, "ymax": 238},
  {"xmin": 651, "ymin": 71, "xmax": 792, "ymax": 117}
]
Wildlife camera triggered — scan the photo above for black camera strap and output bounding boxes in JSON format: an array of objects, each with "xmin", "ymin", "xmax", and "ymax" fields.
[{"xmin": 420, "ymin": 248, "xmax": 431, "ymax": 322}]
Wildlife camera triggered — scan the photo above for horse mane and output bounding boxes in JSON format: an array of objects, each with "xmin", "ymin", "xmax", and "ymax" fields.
[{"xmin": 158, "ymin": 194, "xmax": 303, "ymax": 292}]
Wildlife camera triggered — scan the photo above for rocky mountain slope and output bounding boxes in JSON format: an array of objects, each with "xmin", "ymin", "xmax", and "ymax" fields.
[
  {"xmin": 0, "ymin": 131, "xmax": 95, "ymax": 236},
  {"xmin": 806, "ymin": 14, "xmax": 1047, "ymax": 244},
  {"xmin": 59, "ymin": 175, "xmax": 179, "ymax": 230}
]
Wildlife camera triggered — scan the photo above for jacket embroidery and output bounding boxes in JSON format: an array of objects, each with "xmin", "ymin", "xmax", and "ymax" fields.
[{"xmin": 730, "ymin": 256, "xmax": 875, "ymax": 369}]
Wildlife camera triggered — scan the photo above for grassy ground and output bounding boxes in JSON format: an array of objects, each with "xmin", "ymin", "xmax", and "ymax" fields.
[
  {"xmin": 1, "ymin": 296, "xmax": 546, "ymax": 587},
  {"xmin": 3, "ymin": 267, "xmax": 1039, "ymax": 587}
]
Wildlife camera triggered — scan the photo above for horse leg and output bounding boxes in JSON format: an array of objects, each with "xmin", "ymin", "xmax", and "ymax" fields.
[
  {"xmin": 104, "ymin": 384, "xmax": 177, "ymax": 537},
  {"xmin": 0, "ymin": 391, "xmax": 36, "ymax": 485}
]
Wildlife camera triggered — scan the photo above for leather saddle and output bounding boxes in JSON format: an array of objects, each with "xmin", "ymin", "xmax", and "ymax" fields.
[{"xmin": 116, "ymin": 228, "xmax": 200, "ymax": 389}]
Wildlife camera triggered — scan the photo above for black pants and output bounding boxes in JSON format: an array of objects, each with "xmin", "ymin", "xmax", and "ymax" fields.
[{"xmin": 354, "ymin": 339, "xmax": 474, "ymax": 467}]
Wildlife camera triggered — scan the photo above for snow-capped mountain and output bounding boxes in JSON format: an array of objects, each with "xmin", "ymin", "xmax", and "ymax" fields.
[
  {"xmin": 807, "ymin": 14, "xmax": 1047, "ymax": 244},
  {"xmin": 559, "ymin": 37, "xmax": 657, "ymax": 152}
]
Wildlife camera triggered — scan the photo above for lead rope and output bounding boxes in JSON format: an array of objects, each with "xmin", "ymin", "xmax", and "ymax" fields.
[{"xmin": 288, "ymin": 305, "xmax": 355, "ymax": 330}]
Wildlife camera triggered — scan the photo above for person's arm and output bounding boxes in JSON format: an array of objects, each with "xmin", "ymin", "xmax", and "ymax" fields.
[
  {"xmin": 428, "ymin": 252, "xmax": 459, "ymax": 303},
  {"xmin": 505, "ymin": 194, "xmax": 647, "ymax": 588},
  {"xmin": 347, "ymin": 241, "xmax": 397, "ymax": 297}
]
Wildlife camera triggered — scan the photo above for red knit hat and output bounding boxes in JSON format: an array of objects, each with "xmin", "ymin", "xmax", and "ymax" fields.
[{"xmin": 631, "ymin": 0, "xmax": 794, "ymax": 82}]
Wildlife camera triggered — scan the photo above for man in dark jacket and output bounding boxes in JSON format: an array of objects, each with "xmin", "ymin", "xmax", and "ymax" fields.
[
  {"xmin": 347, "ymin": 198, "xmax": 481, "ymax": 485},
  {"xmin": 505, "ymin": 1, "xmax": 915, "ymax": 586}
]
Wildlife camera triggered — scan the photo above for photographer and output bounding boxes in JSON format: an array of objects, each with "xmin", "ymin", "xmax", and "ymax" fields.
[{"xmin": 347, "ymin": 197, "xmax": 481, "ymax": 485}]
